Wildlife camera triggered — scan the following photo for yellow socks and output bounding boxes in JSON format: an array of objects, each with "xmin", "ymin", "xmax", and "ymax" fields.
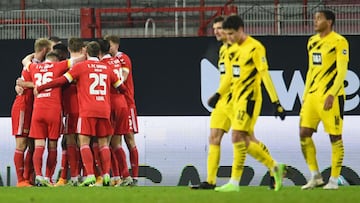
[
  {"xmin": 331, "ymin": 139, "xmax": 344, "ymax": 177},
  {"xmin": 247, "ymin": 141, "xmax": 275, "ymax": 170},
  {"xmin": 300, "ymin": 137, "xmax": 319, "ymax": 172},
  {"xmin": 206, "ymin": 144, "xmax": 220, "ymax": 184},
  {"xmin": 231, "ymin": 142, "xmax": 247, "ymax": 181}
]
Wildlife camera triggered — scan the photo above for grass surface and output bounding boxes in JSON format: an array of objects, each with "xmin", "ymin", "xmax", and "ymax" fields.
[{"xmin": 0, "ymin": 186, "xmax": 360, "ymax": 203}]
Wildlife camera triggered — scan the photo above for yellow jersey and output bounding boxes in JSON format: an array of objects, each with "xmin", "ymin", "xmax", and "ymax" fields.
[{"xmin": 303, "ymin": 31, "xmax": 349, "ymax": 99}]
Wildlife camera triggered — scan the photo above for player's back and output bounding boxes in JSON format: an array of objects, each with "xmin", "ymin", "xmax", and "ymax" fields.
[
  {"xmin": 69, "ymin": 58, "xmax": 114, "ymax": 118},
  {"xmin": 29, "ymin": 60, "xmax": 69, "ymax": 110}
]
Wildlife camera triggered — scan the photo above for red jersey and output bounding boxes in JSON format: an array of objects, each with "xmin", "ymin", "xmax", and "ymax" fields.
[
  {"xmin": 29, "ymin": 60, "xmax": 69, "ymax": 110},
  {"xmin": 62, "ymin": 83, "xmax": 78, "ymax": 114},
  {"xmin": 13, "ymin": 68, "xmax": 34, "ymax": 110},
  {"xmin": 101, "ymin": 54, "xmax": 127, "ymax": 107},
  {"xmin": 64, "ymin": 57, "xmax": 122, "ymax": 118},
  {"xmin": 116, "ymin": 52, "xmax": 135, "ymax": 106}
]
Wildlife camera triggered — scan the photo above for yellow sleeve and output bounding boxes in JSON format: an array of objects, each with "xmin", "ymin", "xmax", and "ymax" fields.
[
  {"xmin": 329, "ymin": 38, "xmax": 349, "ymax": 96},
  {"xmin": 216, "ymin": 59, "xmax": 232, "ymax": 95},
  {"xmin": 302, "ymin": 40, "xmax": 312, "ymax": 101},
  {"xmin": 302, "ymin": 67, "xmax": 312, "ymax": 101},
  {"xmin": 254, "ymin": 44, "xmax": 279, "ymax": 103}
]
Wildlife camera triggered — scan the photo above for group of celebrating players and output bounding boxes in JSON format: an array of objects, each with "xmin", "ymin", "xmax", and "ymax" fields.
[{"xmin": 12, "ymin": 35, "xmax": 139, "ymax": 187}]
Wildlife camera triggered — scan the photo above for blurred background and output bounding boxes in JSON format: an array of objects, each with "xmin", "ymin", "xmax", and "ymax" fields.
[{"xmin": 0, "ymin": 0, "xmax": 359, "ymax": 39}]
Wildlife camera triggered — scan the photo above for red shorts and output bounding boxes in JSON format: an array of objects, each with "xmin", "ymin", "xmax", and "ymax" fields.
[
  {"xmin": 111, "ymin": 106, "xmax": 130, "ymax": 135},
  {"xmin": 111, "ymin": 94, "xmax": 129, "ymax": 135},
  {"xmin": 29, "ymin": 109, "xmax": 62, "ymax": 140},
  {"xmin": 63, "ymin": 113, "xmax": 79, "ymax": 134},
  {"xmin": 76, "ymin": 117, "xmax": 113, "ymax": 137},
  {"xmin": 11, "ymin": 102, "xmax": 32, "ymax": 137},
  {"xmin": 129, "ymin": 105, "xmax": 139, "ymax": 134}
]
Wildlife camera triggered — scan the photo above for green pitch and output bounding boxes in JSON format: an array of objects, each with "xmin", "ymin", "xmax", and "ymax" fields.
[{"xmin": 0, "ymin": 186, "xmax": 359, "ymax": 203}]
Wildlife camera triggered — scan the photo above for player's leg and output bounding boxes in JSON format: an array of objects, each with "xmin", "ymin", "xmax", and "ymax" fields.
[
  {"xmin": 14, "ymin": 136, "xmax": 30, "ymax": 187},
  {"xmin": 97, "ymin": 136, "xmax": 111, "ymax": 186},
  {"xmin": 214, "ymin": 130, "xmax": 247, "ymax": 192},
  {"xmin": 64, "ymin": 114, "xmax": 81, "ymax": 185},
  {"xmin": 248, "ymin": 134, "xmax": 275, "ymax": 189},
  {"xmin": 196, "ymin": 104, "xmax": 231, "ymax": 189},
  {"xmin": 110, "ymin": 147, "xmax": 121, "ymax": 186},
  {"xmin": 300, "ymin": 95, "xmax": 324, "ymax": 189},
  {"xmin": 124, "ymin": 132, "xmax": 138, "ymax": 180},
  {"xmin": 55, "ymin": 137, "xmax": 68, "ymax": 186},
  {"xmin": 66, "ymin": 133, "xmax": 80, "ymax": 185},
  {"xmin": 111, "ymin": 135, "xmax": 133, "ymax": 186},
  {"xmin": 33, "ymin": 138, "xmax": 49, "ymax": 186},
  {"xmin": 322, "ymin": 134, "xmax": 343, "ymax": 190},
  {"xmin": 55, "ymin": 146, "xmax": 68, "ymax": 186},
  {"xmin": 203, "ymin": 128, "xmax": 224, "ymax": 188},
  {"xmin": 45, "ymin": 139, "xmax": 58, "ymax": 185},
  {"xmin": 300, "ymin": 127, "xmax": 324, "ymax": 189},
  {"xmin": 44, "ymin": 111, "xmax": 62, "ymax": 185},
  {"xmin": 12, "ymin": 107, "xmax": 28, "ymax": 186},
  {"xmin": 96, "ymin": 118, "xmax": 114, "ymax": 186},
  {"xmin": 78, "ymin": 134, "xmax": 95, "ymax": 186},
  {"xmin": 124, "ymin": 106, "xmax": 139, "ymax": 183},
  {"xmin": 23, "ymin": 138, "xmax": 35, "ymax": 184},
  {"xmin": 323, "ymin": 96, "xmax": 344, "ymax": 190},
  {"xmin": 247, "ymin": 135, "xmax": 285, "ymax": 191},
  {"xmin": 12, "ymin": 107, "xmax": 34, "ymax": 185}
]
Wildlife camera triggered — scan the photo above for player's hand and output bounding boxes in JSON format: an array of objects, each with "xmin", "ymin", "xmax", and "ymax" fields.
[
  {"xmin": 324, "ymin": 95, "xmax": 334, "ymax": 111},
  {"xmin": 118, "ymin": 83, "xmax": 128, "ymax": 94},
  {"xmin": 16, "ymin": 77, "xmax": 24, "ymax": 86},
  {"xmin": 15, "ymin": 85, "xmax": 24, "ymax": 95},
  {"xmin": 33, "ymin": 86, "xmax": 39, "ymax": 97},
  {"xmin": 207, "ymin": 92, "xmax": 221, "ymax": 108},
  {"xmin": 273, "ymin": 101, "xmax": 286, "ymax": 120}
]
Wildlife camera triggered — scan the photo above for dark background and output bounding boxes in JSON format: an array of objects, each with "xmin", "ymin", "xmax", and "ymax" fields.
[{"xmin": 1, "ymin": 36, "xmax": 359, "ymax": 117}]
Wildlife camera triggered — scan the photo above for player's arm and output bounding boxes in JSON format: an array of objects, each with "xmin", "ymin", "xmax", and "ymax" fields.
[
  {"xmin": 15, "ymin": 67, "xmax": 34, "ymax": 92},
  {"xmin": 329, "ymin": 38, "xmax": 349, "ymax": 96},
  {"xmin": 36, "ymin": 72, "xmax": 73, "ymax": 93},
  {"xmin": 208, "ymin": 62, "xmax": 231, "ymax": 108},
  {"xmin": 216, "ymin": 70, "xmax": 232, "ymax": 96},
  {"xmin": 208, "ymin": 45, "xmax": 231, "ymax": 108},
  {"xmin": 302, "ymin": 40, "xmax": 313, "ymax": 102},
  {"xmin": 21, "ymin": 53, "xmax": 35, "ymax": 71},
  {"xmin": 15, "ymin": 84, "xmax": 24, "ymax": 95},
  {"xmin": 16, "ymin": 78, "xmax": 35, "ymax": 89},
  {"xmin": 121, "ymin": 67, "xmax": 129, "ymax": 81},
  {"xmin": 254, "ymin": 46, "xmax": 279, "ymax": 103},
  {"xmin": 110, "ymin": 70, "xmax": 127, "ymax": 93},
  {"xmin": 254, "ymin": 45, "xmax": 286, "ymax": 120},
  {"xmin": 216, "ymin": 46, "xmax": 232, "ymax": 97}
]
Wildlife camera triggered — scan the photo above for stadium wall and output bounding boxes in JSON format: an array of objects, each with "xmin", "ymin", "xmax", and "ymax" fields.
[{"xmin": 0, "ymin": 36, "xmax": 359, "ymax": 186}]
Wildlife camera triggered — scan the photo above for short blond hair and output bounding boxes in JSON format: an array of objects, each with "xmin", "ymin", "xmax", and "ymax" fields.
[{"xmin": 34, "ymin": 38, "xmax": 51, "ymax": 52}]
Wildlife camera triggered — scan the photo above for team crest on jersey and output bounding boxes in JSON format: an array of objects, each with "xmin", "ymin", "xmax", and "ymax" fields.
[
  {"xmin": 342, "ymin": 49, "xmax": 347, "ymax": 55},
  {"xmin": 232, "ymin": 65, "xmax": 240, "ymax": 77},
  {"xmin": 312, "ymin": 53, "xmax": 322, "ymax": 65},
  {"xmin": 261, "ymin": 57, "xmax": 266, "ymax": 63},
  {"xmin": 219, "ymin": 62, "xmax": 225, "ymax": 74}
]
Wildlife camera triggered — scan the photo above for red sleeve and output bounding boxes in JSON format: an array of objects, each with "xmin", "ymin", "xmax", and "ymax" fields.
[
  {"xmin": 117, "ymin": 83, "xmax": 128, "ymax": 93},
  {"xmin": 21, "ymin": 68, "xmax": 32, "ymax": 81},
  {"xmin": 110, "ymin": 69, "xmax": 127, "ymax": 93},
  {"xmin": 58, "ymin": 60, "xmax": 70, "ymax": 73},
  {"xmin": 37, "ymin": 76, "xmax": 68, "ymax": 92},
  {"xmin": 119, "ymin": 53, "xmax": 132, "ymax": 70}
]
